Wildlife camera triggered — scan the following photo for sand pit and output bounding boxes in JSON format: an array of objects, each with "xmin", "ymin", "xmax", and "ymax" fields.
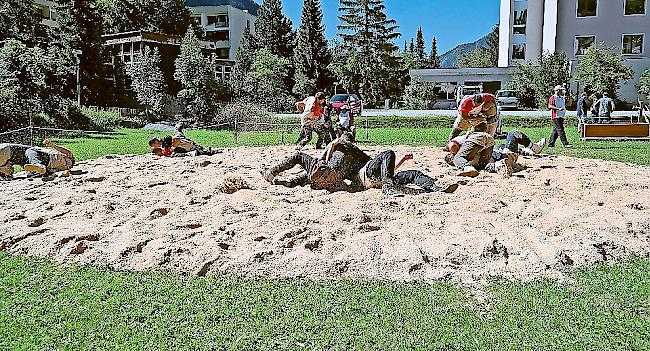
[{"xmin": 1, "ymin": 145, "xmax": 649, "ymax": 284}]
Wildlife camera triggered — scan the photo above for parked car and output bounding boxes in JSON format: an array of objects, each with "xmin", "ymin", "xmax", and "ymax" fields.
[
  {"xmin": 496, "ymin": 90, "xmax": 520, "ymax": 110},
  {"xmin": 329, "ymin": 94, "xmax": 363, "ymax": 115}
]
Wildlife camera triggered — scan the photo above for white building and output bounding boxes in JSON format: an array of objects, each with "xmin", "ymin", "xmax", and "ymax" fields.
[
  {"xmin": 499, "ymin": 0, "xmax": 650, "ymax": 101},
  {"xmin": 33, "ymin": 0, "xmax": 56, "ymax": 27},
  {"xmin": 413, "ymin": 0, "xmax": 650, "ymax": 103},
  {"xmin": 186, "ymin": 0, "xmax": 258, "ymax": 61}
]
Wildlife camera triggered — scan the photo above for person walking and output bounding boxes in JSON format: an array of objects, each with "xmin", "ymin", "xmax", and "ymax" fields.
[{"xmin": 548, "ymin": 85, "xmax": 573, "ymax": 148}]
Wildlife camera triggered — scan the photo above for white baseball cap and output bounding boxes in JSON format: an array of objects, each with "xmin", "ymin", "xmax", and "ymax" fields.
[{"xmin": 554, "ymin": 85, "xmax": 565, "ymax": 91}]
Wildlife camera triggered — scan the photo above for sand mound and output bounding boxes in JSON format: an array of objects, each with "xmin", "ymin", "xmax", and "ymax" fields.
[{"xmin": 1, "ymin": 145, "xmax": 649, "ymax": 284}]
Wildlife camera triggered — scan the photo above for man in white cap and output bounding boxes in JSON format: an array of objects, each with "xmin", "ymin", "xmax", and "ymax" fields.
[{"xmin": 548, "ymin": 85, "xmax": 573, "ymax": 148}]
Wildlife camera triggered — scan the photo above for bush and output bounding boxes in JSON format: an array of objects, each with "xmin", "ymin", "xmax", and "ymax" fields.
[
  {"xmin": 81, "ymin": 108, "xmax": 122, "ymax": 131},
  {"xmin": 215, "ymin": 102, "xmax": 274, "ymax": 131},
  {"xmin": 403, "ymin": 77, "xmax": 437, "ymax": 110}
]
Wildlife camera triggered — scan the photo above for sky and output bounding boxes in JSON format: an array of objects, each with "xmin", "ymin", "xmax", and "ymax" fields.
[{"xmin": 279, "ymin": 0, "xmax": 501, "ymax": 54}]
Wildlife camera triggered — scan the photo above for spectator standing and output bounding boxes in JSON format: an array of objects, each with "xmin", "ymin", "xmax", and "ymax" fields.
[
  {"xmin": 548, "ymin": 85, "xmax": 573, "ymax": 148},
  {"xmin": 592, "ymin": 92, "xmax": 615, "ymax": 124},
  {"xmin": 576, "ymin": 92, "xmax": 589, "ymax": 126}
]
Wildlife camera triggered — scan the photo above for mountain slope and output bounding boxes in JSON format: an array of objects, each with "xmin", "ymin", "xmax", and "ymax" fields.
[{"xmin": 439, "ymin": 35, "xmax": 489, "ymax": 69}]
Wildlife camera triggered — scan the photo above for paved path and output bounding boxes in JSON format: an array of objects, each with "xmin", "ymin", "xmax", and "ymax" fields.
[{"xmin": 276, "ymin": 109, "xmax": 637, "ymax": 119}]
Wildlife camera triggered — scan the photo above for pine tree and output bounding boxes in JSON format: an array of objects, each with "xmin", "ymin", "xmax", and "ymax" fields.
[
  {"xmin": 230, "ymin": 25, "xmax": 259, "ymax": 98},
  {"xmin": 293, "ymin": 0, "xmax": 332, "ymax": 96},
  {"xmin": 429, "ymin": 36, "xmax": 441, "ymax": 68},
  {"xmin": 174, "ymin": 29, "xmax": 228, "ymax": 122},
  {"xmin": 50, "ymin": 0, "xmax": 109, "ymax": 106},
  {"xmin": 126, "ymin": 46, "xmax": 168, "ymax": 115},
  {"xmin": 255, "ymin": 0, "xmax": 295, "ymax": 59},
  {"xmin": 414, "ymin": 27, "xmax": 426, "ymax": 69},
  {"xmin": 337, "ymin": 0, "xmax": 403, "ymax": 106},
  {"xmin": 409, "ymin": 38, "xmax": 414, "ymax": 54}
]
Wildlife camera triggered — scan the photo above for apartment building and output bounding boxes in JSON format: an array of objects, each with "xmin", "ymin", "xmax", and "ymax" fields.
[
  {"xmin": 499, "ymin": 0, "xmax": 650, "ymax": 101},
  {"xmin": 33, "ymin": 0, "xmax": 57, "ymax": 27},
  {"xmin": 186, "ymin": 0, "xmax": 259, "ymax": 61}
]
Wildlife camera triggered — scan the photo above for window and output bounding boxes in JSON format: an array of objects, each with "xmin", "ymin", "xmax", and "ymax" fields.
[
  {"xmin": 577, "ymin": 0, "xmax": 597, "ymax": 17},
  {"xmin": 512, "ymin": 44, "xmax": 526, "ymax": 60},
  {"xmin": 575, "ymin": 36, "xmax": 595, "ymax": 55},
  {"xmin": 207, "ymin": 15, "xmax": 228, "ymax": 26},
  {"xmin": 192, "ymin": 16, "xmax": 201, "ymax": 25},
  {"xmin": 513, "ymin": 26, "xmax": 526, "ymax": 35},
  {"xmin": 513, "ymin": 10, "xmax": 527, "ymax": 25},
  {"xmin": 623, "ymin": 34, "xmax": 644, "ymax": 54},
  {"xmin": 625, "ymin": 0, "xmax": 646, "ymax": 15}
]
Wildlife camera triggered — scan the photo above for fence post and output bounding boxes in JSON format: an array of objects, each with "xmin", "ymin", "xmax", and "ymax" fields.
[
  {"xmin": 233, "ymin": 119, "xmax": 239, "ymax": 145},
  {"xmin": 365, "ymin": 118, "xmax": 369, "ymax": 142},
  {"xmin": 29, "ymin": 114, "xmax": 34, "ymax": 146}
]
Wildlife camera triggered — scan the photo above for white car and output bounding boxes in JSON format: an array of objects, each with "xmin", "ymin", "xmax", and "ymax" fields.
[{"xmin": 496, "ymin": 90, "xmax": 520, "ymax": 110}]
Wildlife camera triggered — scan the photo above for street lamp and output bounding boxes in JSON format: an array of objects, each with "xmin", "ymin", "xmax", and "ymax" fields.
[{"xmin": 73, "ymin": 49, "xmax": 82, "ymax": 105}]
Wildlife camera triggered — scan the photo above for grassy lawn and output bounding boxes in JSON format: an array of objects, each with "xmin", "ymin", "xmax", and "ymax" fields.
[
  {"xmin": 3, "ymin": 125, "xmax": 649, "ymax": 349},
  {"xmin": 1, "ymin": 253, "xmax": 648, "ymax": 350},
  {"xmin": 49, "ymin": 126, "xmax": 650, "ymax": 166}
]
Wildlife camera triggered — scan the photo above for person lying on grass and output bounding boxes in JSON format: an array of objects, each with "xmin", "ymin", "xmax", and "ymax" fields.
[
  {"xmin": 0, "ymin": 139, "xmax": 75, "ymax": 181},
  {"xmin": 445, "ymin": 127, "xmax": 545, "ymax": 178},
  {"xmin": 149, "ymin": 123, "xmax": 221, "ymax": 157},
  {"xmin": 260, "ymin": 132, "xmax": 458, "ymax": 197}
]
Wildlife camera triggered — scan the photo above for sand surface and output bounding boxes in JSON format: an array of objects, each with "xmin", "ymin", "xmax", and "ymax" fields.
[{"xmin": 1, "ymin": 145, "xmax": 649, "ymax": 284}]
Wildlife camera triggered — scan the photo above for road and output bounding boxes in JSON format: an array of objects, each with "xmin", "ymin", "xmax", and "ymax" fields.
[{"xmin": 276, "ymin": 109, "xmax": 637, "ymax": 119}]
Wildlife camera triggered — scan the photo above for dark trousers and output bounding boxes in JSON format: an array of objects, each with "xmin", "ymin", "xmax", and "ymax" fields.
[
  {"xmin": 549, "ymin": 118, "xmax": 569, "ymax": 147},
  {"xmin": 268, "ymin": 151, "xmax": 316, "ymax": 187},
  {"xmin": 365, "ymin": 150, "xmax": 396, "ymax": 184},
  {"xmin": 454, "ymin": 142, "xmax": 493, "ymax": 170},
  {"xmin": 492, "ymin": 130, "xmax": 530, "ymax": 160},
  {"xmin": 394, "ymin": 170, "xmax": 441, "ymax": 192},
  {"xmin": 296, "ymin": 126, "xmax": 314, "ymax": 148}
]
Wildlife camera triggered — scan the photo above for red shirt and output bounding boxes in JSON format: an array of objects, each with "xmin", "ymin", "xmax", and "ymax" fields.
[{"xmin": 459, "ymin": 93, "xmax": 495, "ymax": 117}]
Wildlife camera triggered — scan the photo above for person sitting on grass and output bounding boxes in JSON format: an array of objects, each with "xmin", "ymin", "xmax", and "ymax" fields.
[
  {"xmin": 0, "ymin": 140, "xmax": 75, "ymax": 180},
  {"xmin": 149, "ymin": 123, "xmax": 220, "ymax": 157},
  {"xmin": 260, "ymin": 132, "xmax": 458, "ymax": 197}
]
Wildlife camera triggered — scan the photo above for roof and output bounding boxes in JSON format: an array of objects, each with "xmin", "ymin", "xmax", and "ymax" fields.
[{"xmin": 185, "ymin": 0, "xmax": 259, "ymax": 15}]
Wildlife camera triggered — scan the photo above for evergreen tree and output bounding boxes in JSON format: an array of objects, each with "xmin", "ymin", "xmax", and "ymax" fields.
[
  {"xmin": 414, "ymin": 27, "xmax": 426, "ymax": 69},
  {"xmin": 0, "ymin": 0, "xmax": 47, "ymax": 43},
  {"xmin": 429, "ymin": 37, "xmax": 440, "ymax": 68},
  {"xmin": 50, "ymin": 0, "xmax": 109, "ymax": 106},
  {"xmin": 126, "ymin": 46, "xmax": 168, "ymax": 115},
  {"xmin": 409, "ymin": 38, "xmax": 414, "ymax": 53},
  {"xmin": 293, "ymin": 0, "xmax": 332, "ymax": 96},
  {"xmin": 229, "ymin": 25, "xmax": 259, "ymax": 98},
  {"xmin": 174, "ymin": 29, "xmax": 229, "ymax": 122},
  {"xmin": 255, "ymin": 0, "xmax": 295, "ymax": 59},
  {"xmin": 337, "ymin": 0, "xmax": 404, "ymax": 106},
  {"xmin": 486, "ymin": 24, "xmax": 500, "ymax": 60}
]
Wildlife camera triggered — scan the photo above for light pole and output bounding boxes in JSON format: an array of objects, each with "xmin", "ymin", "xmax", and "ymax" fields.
[{"xmin": 73, "ymin": 49, "xmax": 82, "ymax": 105}]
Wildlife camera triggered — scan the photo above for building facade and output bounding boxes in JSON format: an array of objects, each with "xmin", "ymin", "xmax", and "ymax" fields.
[
  {"xmin": 186, "ymin": 0, "xmax": 258, "ymax": 61},
  {"xmin": 499, "ymin": 0, "xmax": 650, "ymax": 101},
  {"xmin": 33, "ymin": 0, "xmax": 56, "ymax": 27}
]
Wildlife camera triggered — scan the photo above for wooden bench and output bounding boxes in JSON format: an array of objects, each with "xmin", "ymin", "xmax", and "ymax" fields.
[{"xmin": 581, "ymin": 123, "xmax": 650, "ymax": 141}]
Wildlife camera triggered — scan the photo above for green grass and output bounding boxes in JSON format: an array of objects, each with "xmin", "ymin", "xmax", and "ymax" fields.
[
  {"xmin": 1, "ymin": 253, "xmax": 648, "ymax": 350},
  {"xmin": 5, "ymin": 126, "xmax": 648, "ymax": 349},
  {"xmin": 51, "ymin": 127, "xmax": 650, "ymax": 166}
]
